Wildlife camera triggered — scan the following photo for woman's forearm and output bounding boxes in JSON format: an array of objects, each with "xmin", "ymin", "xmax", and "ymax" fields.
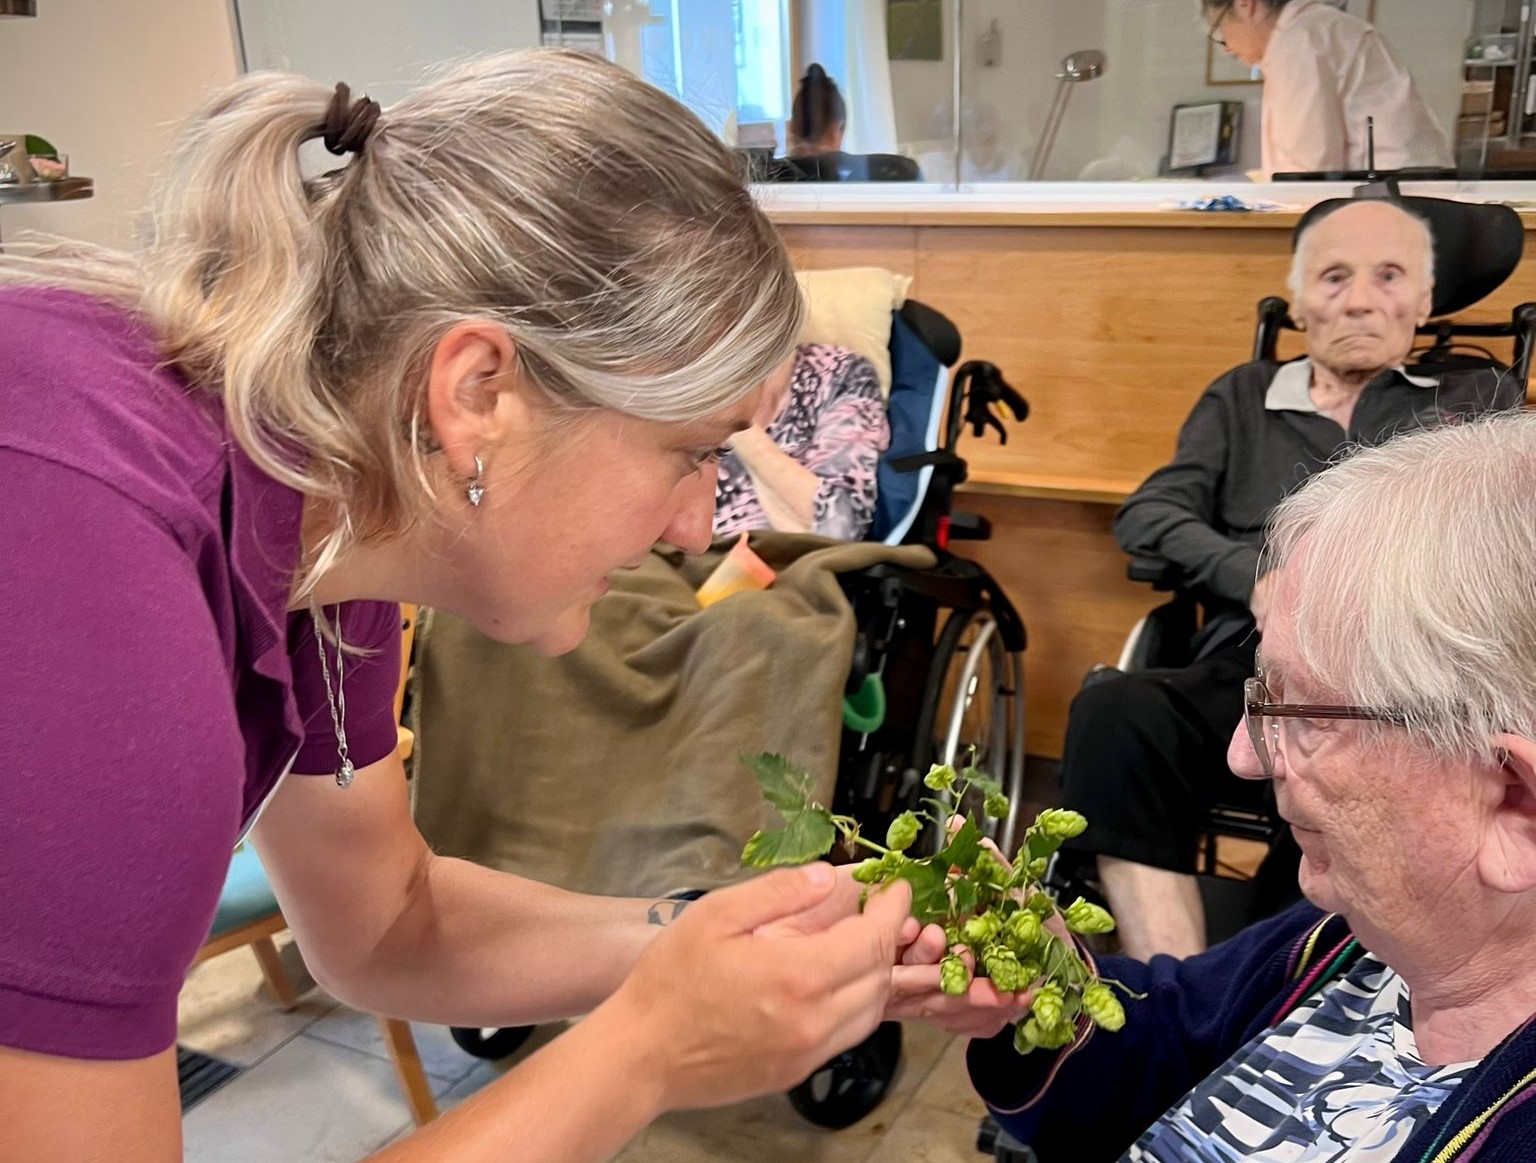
[
  {"xmin": 330, "ymin": 854, "xmax": 681, "ymax": 1026},
  {"xmin": 369, "ymin": 1001, "xmax": 664, "ymax": 1163},
  {"xmin": 729, "ymin": 425, "xmax": 820, "ymax": 533}
]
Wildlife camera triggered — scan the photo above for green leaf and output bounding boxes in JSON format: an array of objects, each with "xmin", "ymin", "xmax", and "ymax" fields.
[
  {"xmin": 938, "ymin": 817, "xmax": 983, "ymax": 873},
  {"xmin": 894, "ymin": 858, "xmax": 951, "ymax": 925},
  {"xmin": 741, "ymin": 753, "xmax": 818, "ymax": 817},
  {"xmin": 951, "ymin": 877, "xmax": 979, "ymax": 916},
  {"xmin": 740, "ymin": 805, "xmax": 837, "ymax": 867}
]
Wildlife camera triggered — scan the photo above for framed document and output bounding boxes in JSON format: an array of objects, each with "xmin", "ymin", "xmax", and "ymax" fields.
[{"xmin": 1168, "ymin": 101, "xmax": 1244, "ymax": 172}]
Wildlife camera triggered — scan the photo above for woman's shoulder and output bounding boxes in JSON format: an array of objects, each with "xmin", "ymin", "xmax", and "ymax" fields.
[{"xmin": 0, "ymin": 287, "xmax": 229, "ymax": 525}]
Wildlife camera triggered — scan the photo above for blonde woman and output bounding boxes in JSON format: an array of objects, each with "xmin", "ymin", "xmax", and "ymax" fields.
[{"xmin": 0, "ymin": 52, "xmax": 1009, "ymax": 1163}]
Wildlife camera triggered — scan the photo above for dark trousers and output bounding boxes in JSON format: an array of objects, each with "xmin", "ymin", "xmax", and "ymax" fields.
[{"xmin": 1059, "ymin": 638, "xmax": 1262, "ymax": 874}]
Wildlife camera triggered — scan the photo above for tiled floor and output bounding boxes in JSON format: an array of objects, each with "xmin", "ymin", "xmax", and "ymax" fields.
[{"xmin": 177, "ymin": 935, "xmax": 989, "ymax": 1162}]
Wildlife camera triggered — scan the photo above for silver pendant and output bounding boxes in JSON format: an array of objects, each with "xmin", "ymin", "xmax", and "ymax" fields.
[
  {"xmin": 336, "ymin": 760, "xmax": 356, "ymax": 789},
  {"xmin": 467, "ymin": 481, "xmax": 485, "ymax": 507}
]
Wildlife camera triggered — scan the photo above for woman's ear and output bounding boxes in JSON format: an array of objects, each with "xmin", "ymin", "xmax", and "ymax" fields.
[
  {"xmin": 421, "ymin": 321, "xmax": 531, "ymax": 479},
  {"xmin": 1478, "ymin": 734, "xmax": 1536, "ymax": 894}
]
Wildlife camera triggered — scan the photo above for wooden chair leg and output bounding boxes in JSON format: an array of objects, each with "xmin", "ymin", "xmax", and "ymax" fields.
[
  {"xmin": 378, "ymin": 1017, "xmax": 438, "ymax": 1126},
  {"xmin": 250, "ymin": 935, "xmax": 300, "ymax": 1011}
]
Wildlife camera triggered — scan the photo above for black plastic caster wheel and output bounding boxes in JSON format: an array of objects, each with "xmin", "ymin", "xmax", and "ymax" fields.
[
  {"xmin": 786, "ymin": 1021, "xmax": 903, "ymax": 1128},
  {"xmin": 449, "ymin": 1024, "xmax": 535, "ymax": 1060}
]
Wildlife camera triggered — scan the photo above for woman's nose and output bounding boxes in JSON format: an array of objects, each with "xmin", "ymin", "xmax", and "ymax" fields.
[{"xmin": 663, "ymin": 468, "xmax": 717, "ymax": 554}]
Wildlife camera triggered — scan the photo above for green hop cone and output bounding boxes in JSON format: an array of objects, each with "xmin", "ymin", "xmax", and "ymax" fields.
[
  {"xmin": 1016, "ymin": 958, "xmax": 1042, "ymax": 986},
  {"xmin": 1031, "ymin": 982, "xmax": 1067, "ymax": 1032},
  {"xmin": 981, "ymin": 944, "xmax": 1025, "ymax": 993},
  {"xmin": 944, "ymin": 924, "xmax": 963, "ymax": 947},
  {"xmin": 1026, "ymin": 890, "xmax": 1057, "ymax": 917},
  {"xmin": 850, "ymin": 857, "xmax": 884, "ymax": 885},
  {"xmin": 1037, "ymin": 808, "xmax": 1088, "ymax": 841},
  {"xmin": 923, "ymin": 763, "xmax": 958, "ymax": 791},
  {"xmin": 1015, "ymin": 1016, "xmax": 1075, "ymax": 1054},
  {"xmin": 962, "ymin": 912, "xmax": 1004, "ymax": 946},
  {"xmin": 939, "ymin": 954, "xmax": 971, "ymax": 997},
  {"xmin": 972, "ymin": 850, "xmax": 1009, "ymax": 886},
  {"xmin": 1083, "ymin": 982, "xmax": 1126, "ymax": 1032},
  {"xmin": 1064, "ymin": 897, "xmax": 1116, "ymax": 935},
  {"xmin": 984, "ymin": 791, "xmax": 1010, "ymax": 819},
  {"xmin": 885, "ymin": 811, "xmax": 921, "ymax": 853},
  {"xmin": 1004, "ymin": 908, "xmax": 1042, "ymax": 951},
  {"xmin": 1026, "ymin": 857, "xmax": 1048, "ymax": 880}
]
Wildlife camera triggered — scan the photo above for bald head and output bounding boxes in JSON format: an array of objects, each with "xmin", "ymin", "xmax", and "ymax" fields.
[{"xmin": 1288, "ymin": 201, "xmax": 1436, "ymax": 378}]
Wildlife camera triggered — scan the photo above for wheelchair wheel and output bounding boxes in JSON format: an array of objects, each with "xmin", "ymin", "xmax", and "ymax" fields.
[
  {"xmin": 786, "ymin": 1021, "xmax": 903, "ymax": 1129},
  {"xmin": 918, "ymin": 609, "xmax": 1027, "ymax": 857},
  {"xmin": 449, "ymin": 1025, "xmax": 535, "ymax": 1060}
]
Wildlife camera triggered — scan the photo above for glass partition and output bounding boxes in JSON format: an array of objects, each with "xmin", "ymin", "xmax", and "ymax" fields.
[{"xmin": 233, "ymin": 0, "xmax": 1522, "ymax": 185}]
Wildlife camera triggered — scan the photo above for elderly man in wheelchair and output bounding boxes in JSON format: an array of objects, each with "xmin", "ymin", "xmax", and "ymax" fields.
[{"xmin": 1053, "ymin": 197, "xmax": 1526, "ymax": 962}]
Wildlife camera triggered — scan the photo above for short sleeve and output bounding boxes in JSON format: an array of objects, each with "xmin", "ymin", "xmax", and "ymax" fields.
[
  {"xmin": 287, "ymin": 602, "xmax": 403, "ymax": 777},
  {"xmin": 0, "ymin": 451, "xmax": 247, "ymax": 1059}
]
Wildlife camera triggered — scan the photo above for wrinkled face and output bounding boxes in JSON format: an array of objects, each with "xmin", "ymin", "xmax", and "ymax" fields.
[
  {"xmin": 1210, "ymin": 0, "xmax": 1275, "ymax": 68},
  {"xmin": 1296, "ymin": 202, "xmax": 1434, "ymax": 382},
  {"xmin": 448, "ymin": 393, "xmax": 759, "ymax": 656},
  {"xmin": 1227, "ymin": 564, "xmax": 1485, "ymax": 939}
]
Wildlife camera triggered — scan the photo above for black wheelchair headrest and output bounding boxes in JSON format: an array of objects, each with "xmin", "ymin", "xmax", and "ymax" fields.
[
  {"xmin": 1293, "ymin": 196, "xmax": 1523, "ymax": 318},
  {"xmin": 899, "ymin": 300, "xmax": 961, "ymax": 367},
  {"xmin": 761, "ymin": 151, "xmax": 921, "ymax": 183}
]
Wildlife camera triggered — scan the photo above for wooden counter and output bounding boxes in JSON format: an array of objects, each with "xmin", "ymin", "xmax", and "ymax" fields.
[{"xmin": 775, "ymin": 208, "xmax": 1536, "ymax": 756}]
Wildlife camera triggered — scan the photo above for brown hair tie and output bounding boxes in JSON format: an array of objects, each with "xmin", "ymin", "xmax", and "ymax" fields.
[{"xmin": 320, "ymin": 82, "xmax": 381, "ymax": 156}]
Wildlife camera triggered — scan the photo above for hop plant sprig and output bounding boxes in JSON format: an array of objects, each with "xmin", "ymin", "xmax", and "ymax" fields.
[{"xmin": 739, "ymin": 752, "xmax": 1136, "ymax": 1057}]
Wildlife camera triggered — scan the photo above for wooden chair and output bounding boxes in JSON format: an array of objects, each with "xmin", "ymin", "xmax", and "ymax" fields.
[{"xmin": 192, "ymin": 605, "xmax": 437, "ymax": 1127}]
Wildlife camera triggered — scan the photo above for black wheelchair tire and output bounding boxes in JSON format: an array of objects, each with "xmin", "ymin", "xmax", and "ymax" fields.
[
  {"xmin": 449, "ymin": 1024, "xmax": 535, "ymax": 1060},
  {"xmin": 785, "ymin": 1021, "xmax": 903, "ymax": 1129}
]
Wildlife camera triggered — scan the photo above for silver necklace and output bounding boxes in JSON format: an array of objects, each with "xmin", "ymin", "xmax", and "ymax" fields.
[{"xmin": 310, "ymin": 604, "xmax": 355, "ymax": 788}]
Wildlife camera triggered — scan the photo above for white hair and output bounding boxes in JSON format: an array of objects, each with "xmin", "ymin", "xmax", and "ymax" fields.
[
  {"xmin": 1286, "ymin": 201, "xmax": 1436, "ymax": 306},
  {"xmin": 1263, "ymin": 410, "xmax": 1536, "ymax": 764}
]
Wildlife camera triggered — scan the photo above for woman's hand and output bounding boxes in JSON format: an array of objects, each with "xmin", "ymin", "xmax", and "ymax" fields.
[{"xmin": 594, "ymin": 862, "xmax": 912, "ymax": 1112}]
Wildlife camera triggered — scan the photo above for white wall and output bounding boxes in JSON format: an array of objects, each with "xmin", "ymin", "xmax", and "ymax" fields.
[
  {"xmin": 0, "ymin": 1, "xmax": 241, "ymax": 246},
  {"xmin": 236, "ymin": 0, "xmax": 543, "ymax": 105}
]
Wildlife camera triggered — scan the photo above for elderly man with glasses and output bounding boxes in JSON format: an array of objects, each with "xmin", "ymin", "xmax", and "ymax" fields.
[
  {"xmin": 1201, "ymin": 0, "xmax": 1450, "ymax": 179},
  {"xmin": 1054, "ymin": 199, "xmax": 1523, "ymax": 963},
  {"xmin": 970, "ymin": 409, "xmax": 1536, "ymax": 1163}
]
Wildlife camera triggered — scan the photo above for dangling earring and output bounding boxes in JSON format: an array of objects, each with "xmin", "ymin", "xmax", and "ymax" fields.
[{"xmin": 467, "ymin": 455, "xmax": 486, "ymax": 507}]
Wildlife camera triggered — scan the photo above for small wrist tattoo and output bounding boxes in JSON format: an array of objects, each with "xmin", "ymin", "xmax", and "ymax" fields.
[{"xmin": 646, "ymin": 899, "xmax": 691, "ymax": 926}]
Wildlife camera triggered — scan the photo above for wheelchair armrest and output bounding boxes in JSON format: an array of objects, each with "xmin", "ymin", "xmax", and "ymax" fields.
[
  {"xmin": 1126, "ymin": 555, "xmax": 1181, "ymax": 590},
  {"xmin": 946, "ymin": 510, "xmax": 991, "ymax": 541}
]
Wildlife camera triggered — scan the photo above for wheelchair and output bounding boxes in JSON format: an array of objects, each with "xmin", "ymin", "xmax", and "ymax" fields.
[
  {"xmin": 978, "ymin": 192, "xmax": 1536, "ymax": 1163},
  {"xmin": 413, "ymin": 292, "xmax": 1033, "ymax": 1130}
]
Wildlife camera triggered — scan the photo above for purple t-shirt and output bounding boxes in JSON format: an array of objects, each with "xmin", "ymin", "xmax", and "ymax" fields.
[{"xmin": 0, "ymin": 289, "xmax": 402, "ymax": 1060}]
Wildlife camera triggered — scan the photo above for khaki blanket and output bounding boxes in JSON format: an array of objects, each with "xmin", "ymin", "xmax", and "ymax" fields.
[{"xmin": 410, "ymin": 535, "xmax": 935, "ymax": 898}]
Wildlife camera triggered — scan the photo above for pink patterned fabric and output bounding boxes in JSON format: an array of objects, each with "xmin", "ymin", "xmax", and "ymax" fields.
[{"xmin": 713, "ymin": 343, "xmax": 890, "ymax": 541}]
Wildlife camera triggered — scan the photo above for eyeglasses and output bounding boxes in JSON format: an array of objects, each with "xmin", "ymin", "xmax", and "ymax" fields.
[{"xmin": 1243, "ymin": 676, "xmax": 1405, "ymax": 777}]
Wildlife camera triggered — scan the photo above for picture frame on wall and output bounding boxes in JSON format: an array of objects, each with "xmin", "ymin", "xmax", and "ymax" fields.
[{"xmin": 887, "ymin": 0, "xmax": 943, "ymax": 62}]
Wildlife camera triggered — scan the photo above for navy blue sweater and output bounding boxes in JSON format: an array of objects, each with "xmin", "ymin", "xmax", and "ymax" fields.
[{"xmin": 968, "ymin": 901, "xmax": 1536, "ymax": 1162}]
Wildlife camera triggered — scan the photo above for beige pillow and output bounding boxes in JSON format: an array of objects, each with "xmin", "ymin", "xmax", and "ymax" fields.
[{"xmin": 795, "ymin": 267, "xmax": 913, "ymax": 397}]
